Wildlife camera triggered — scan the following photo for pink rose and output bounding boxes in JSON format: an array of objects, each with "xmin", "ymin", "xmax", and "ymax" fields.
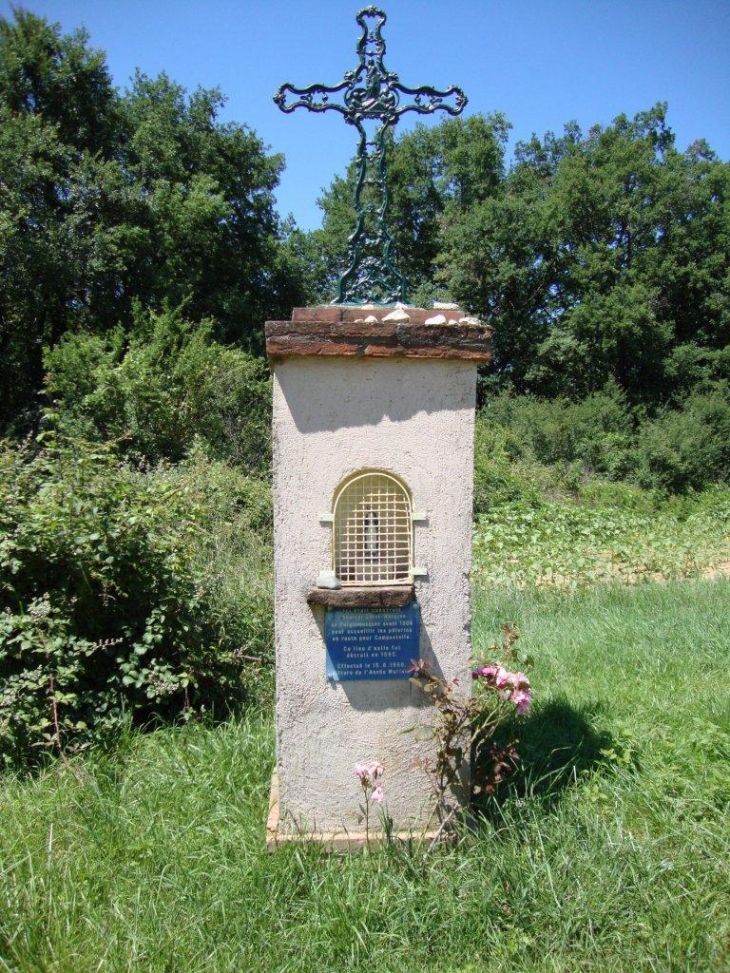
[
  {"xmin": 494, "ymin": 667, "xmax": 511, "ymax": 689},
  {"xmin": 472, "ymin": 664, "xmax": 499, "ymax": 681},
  {"xmin": 511, "ymin": 688, "xmax": 531, "ymax": 714}
]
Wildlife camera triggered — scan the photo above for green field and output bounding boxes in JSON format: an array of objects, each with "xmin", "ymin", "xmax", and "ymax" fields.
[{"xmin": 2, "ymin": 569, "xmax": 729, "ymax": 972}]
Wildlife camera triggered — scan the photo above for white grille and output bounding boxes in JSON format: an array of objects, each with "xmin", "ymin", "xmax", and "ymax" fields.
[{"xmin": 333, "ymin": 472, "xmax": 413, "ymax": 586}]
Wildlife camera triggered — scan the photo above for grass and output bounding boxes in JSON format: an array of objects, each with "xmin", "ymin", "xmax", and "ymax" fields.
[{"xmin": 2, "ymin": 578, "xmax": 729, "ymax": 972}]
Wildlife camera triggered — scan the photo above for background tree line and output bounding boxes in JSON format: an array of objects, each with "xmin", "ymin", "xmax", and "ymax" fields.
[
  {"xmin": 2, "ymin": 9, "xmax": 728, "ymax": 430},
  {"xmin": 312, "ymin": 108, "xmax": 729, "ymax": 408},
  {"xmin": 307, "ymin": 97, "xmax": 729, "ymax": 496}
]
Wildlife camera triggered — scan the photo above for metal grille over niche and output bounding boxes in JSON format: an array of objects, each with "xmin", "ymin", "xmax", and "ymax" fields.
[{"xmin": 333, "ymin": 471, "xmax": 413, "ymax": 585}]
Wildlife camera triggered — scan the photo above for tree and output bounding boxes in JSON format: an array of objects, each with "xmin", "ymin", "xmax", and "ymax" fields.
[
  {"xmin": 0, "ymin": 11, "xmax": 125, "ymax": 420},
  {"xmin": 440, "ymin": 105, "xmax": 730, "ymax": 403},
  {"xmin": 0, "ymin": 10, "xmax": 305, "ymax": 428},
  {"xmin": 121, "ymin": 71, "xmax": 294, "ymax": 346},
  {"xmin": 315, "ymin": 113, "xmax": 510, "ymax": 304}
]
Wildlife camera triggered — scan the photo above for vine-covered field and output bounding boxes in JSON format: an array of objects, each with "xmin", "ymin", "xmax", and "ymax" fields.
[{"xmin": 474, "ymin": 486, "xmax": 730, "ymax": 589}]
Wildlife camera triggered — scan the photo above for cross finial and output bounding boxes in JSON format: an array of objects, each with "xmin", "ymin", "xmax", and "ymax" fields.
[{"xmin": 275, "ymin": 6, "xmax": 467, "ymax": 306}]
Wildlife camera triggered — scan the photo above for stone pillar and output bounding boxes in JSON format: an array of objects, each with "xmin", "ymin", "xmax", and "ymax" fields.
[{"xmin": 265, "ymin": 305, "xmax": 491, "ymax": 849}]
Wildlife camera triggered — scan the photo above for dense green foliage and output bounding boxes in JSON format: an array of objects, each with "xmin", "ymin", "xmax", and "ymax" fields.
[
  {"xmin": 633, "ymin": 387, "xmax": 730, "ymax": 492},
  {"xmin": 316, "ymin": 106, "xmax": 729, "ymax": 408},
  {"xmin": 313, "ymin": 114, "xmax": 510, "ymax": 305},
  {"xmin": 0, "ymin": 10, "xmax": 310, "ymax": 427},
  {"xmin": 446, "ymin": 109, "xmax": 730, "ymax": 403},
  {"xmin": 474, "ymin": 384, "xmax": 730, "ymax": 496},
  {"xmin": 1, "ymin": 579, "xmax": 728, "ymax": 971},
  {"xmin": 44, "ymin": 306, "xmax": 273, "ymax": 469},
  {"xmin": 474, "ymin": 486, "xmax": 730, "ymax": 589},
  {"xmin": 473, "ymin": 404, "xmax": 730, "ymax": 587},
  {"xmin": 0, "ymin": 435, "xmax": 272, "ymax": 769}
]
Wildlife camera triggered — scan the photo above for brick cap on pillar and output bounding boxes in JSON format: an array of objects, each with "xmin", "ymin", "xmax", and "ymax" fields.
[{"xmin": 265, "ymin": 305, "xmax": 492, "ymax": 362}]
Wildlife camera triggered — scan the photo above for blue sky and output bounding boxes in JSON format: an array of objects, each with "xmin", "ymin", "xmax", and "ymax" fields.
[{"xmin": 3, "ymin": 0, "xmax": 729, "ymax": 230}]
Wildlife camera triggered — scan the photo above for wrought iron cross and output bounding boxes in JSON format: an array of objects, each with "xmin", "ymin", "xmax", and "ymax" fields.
[{"xmin": 274, "ymin": 6, "xmax": 467, "ymax": 306}]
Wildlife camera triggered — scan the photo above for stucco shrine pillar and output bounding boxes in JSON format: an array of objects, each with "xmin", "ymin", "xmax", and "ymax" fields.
[{"xmin": 265, "ymin": 304, "xmax": 491, "ymax": 849}]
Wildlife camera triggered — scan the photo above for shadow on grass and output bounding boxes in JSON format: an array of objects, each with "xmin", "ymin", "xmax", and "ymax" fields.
[{"xmin": 473, "ymin": 696, "xmax": 626, "ymax": 817}]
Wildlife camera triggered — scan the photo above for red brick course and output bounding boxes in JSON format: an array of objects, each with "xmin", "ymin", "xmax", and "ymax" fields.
[{"xmin": 266, "ymin": 308, "xmax": 492, "ymax": 362}]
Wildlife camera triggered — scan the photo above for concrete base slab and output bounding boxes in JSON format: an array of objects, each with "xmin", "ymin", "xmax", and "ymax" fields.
[{"xmin": 265, "ymin": 769, "xmax": 444, "ymax": 852}]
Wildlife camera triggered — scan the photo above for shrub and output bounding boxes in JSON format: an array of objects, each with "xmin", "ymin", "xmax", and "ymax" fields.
[
  {"xmin": 473, "ymin": 420, "xmax": 541, "ymax": 514},
  {"xmin": 43, "ymin": 306, "xmax": 272, "ymax": 472},
  {"xmin": 0, "ymin": 434, "xmax": 272, "ymax": 770},
  {"xmin": 484, "ymin": 384, "xmax": 635, "ymax": 479},
  {"xmin": 633, "ymin": 387, "xmax": 730, "ymax": 493},
  {"xmin": 160, "ymin": 450, "xmax": 274, "ymax": 671}
]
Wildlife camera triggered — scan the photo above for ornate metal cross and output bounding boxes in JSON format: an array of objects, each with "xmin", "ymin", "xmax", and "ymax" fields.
[{"xmin": 274, "ymin": 6, "xmax": 467, "ymax": 306}]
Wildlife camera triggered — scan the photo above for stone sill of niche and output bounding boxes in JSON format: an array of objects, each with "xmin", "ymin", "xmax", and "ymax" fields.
[{"xmin": 306, "ymin": 585, "xmax": 415, "ymax": 608}]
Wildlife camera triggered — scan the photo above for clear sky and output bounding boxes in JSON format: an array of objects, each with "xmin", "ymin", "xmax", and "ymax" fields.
[{"xmin": 3, "ymin": 0, "xmax": 729, "ymax": 230}]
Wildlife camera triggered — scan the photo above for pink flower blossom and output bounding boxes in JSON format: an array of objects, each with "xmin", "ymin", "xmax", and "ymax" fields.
[
  {"xmin": 511, "ymin": 688, "xmax": 532, "ymax": 714},
  {"xmin": 372, "ymin": 784, "xmax": 385, "ymax": 803},
  {"xmin": 472, "ymin": 664, "xmax": 499, "ymax": 681},
  {"xmin": 510, "ymin": 671, "xmax": 530, "ymax": 690},
  {"xmin": 494, "ymin": 667, "xmax": 511, "ymax": 689},
  {"xmin": 353, "ymin": 761, "xmax": 384, "ymax": 788}
]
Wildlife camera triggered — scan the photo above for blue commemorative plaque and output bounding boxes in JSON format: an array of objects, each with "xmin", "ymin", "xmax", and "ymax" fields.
[{"xmin": 325, "ymin": 602, "xmax": 421, "ymax": 681}]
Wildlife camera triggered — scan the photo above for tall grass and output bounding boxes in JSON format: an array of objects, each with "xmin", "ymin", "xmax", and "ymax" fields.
[{"xmin": 2, "ymin": 580, "xmax": 728, "ymax": 972}]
